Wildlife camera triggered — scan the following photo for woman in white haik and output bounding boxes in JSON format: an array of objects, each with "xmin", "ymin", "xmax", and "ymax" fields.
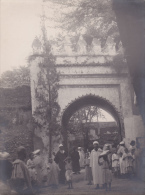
[
  {"xmin": 117, "ymin": 141, "xmax": 126, "ymax": 177},
  {"xmin": 90, "ymin": 141, "xmax": 103, "ymax": 189},
  {"xmin": 33, "ymin": 149, "xmax": 43, "ymax": 187},
  {"xmin": 78, "ymin": 147, "xmax": 85, "ymax": 168}
]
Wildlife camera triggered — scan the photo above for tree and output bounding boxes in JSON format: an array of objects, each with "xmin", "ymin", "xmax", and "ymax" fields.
[
  {"xmin": 68, "ymin": 106, "xmax": 106, "ymax": 149},
  {"xmin": 43, "ymin": 0, "xmax": 121, "ymax": 50},
  {"xmin": 31, "ymin": 14, "xmax": 60, "ymax": 158},
  {"xmin": 112, "ymin": 0, "xmax": 145, "ymax": 126},
  {"xmin": 0, "ymin": 66, "xmax": 30, "ymax": 88}
]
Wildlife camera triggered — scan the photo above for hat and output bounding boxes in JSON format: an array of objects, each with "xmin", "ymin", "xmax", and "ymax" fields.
[
  {"xmin": 59, "ymin": 144, "xmax": 63, "ymax": 148},
  {"xmin": 64, "ymin": 156, "xmax": 71, "ymax": 162},
  {"xmin": 0, "ymin": 152, "xmax": 10, "ymax": 160},
  {"xmin": 17, "ymin": 146, "xmax": 26, "ymax": 153},
  {"xmin": 33, "ymin": 149, "xmax": 40, "ymax": 155},
  {"xmin": 104, "ymin": 144, "xmax": 110, "ymax": 147},
  {"xmin": 93, "ymin": 141, "xmax": 99, "ymax": 145},
  {"xmin": 99, "ymin": 150, "xmax": 110, "ymax": 157},
  {"xmin": 120, "ymin": 141, "xmax": 125, "ymax": 145}
]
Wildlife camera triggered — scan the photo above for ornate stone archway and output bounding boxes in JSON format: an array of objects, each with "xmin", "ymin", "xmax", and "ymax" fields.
[
  {"xmin": 30, "ymin": 54, "xmax": 145, "ymax": 157},
  {"xmin": 61, "ymin": 94, "xmax": 124, "ymax": 148}
]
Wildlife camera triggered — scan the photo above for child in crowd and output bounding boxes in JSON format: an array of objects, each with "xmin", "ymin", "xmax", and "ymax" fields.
[
  {"xmin": 99, "ymin": 150, "xmax": 112, "ymax": 191},
  {"xmin": 64, "ymin": 157, "xmax": 73, "ymax": 189},
  {"xmin": 84, "ymin": 151, "xmax": 92, "ymax": 185},
  {"xmin": 47, "ymin": 158, "xmax": 60, "ymax": 188},
  {"xmin": 112, "ymin": 149, "xmax": 120, "ymax": 178},
  {"xmin": 27, "ymin": 153, "xmax": 37, "ymax": 188}
]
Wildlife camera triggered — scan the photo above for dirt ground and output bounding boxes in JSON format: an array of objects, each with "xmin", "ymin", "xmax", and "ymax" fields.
[{"xmin": 40, "ymin": 169, "xmax": 145, "ymax": 195}]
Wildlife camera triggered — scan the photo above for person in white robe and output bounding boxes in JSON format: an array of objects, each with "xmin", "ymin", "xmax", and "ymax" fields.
[
  {"xmin": 117, "ymin": 141, "xmax": 126, "ymax": 177},
  {"xmin": 78, "ymin": 147, "xmax": 85, "ymax": 168},
  {"xmin": 112, "ymin": 149, "xmax": 120, "ymax": 177},
  {"xmin": 33, "ymin": 150, "xmax": 43, "ymax": 187},
  {"xmin": 27, "ymin": 153, "xmax": 37, "ymax": 187},
  {"xmin": 122, "ymin": 148, "xmax": 130, "ymax": 176},
  {"xmin": 46, "ymin": 158, "xmax": 60, "ymax": 188},
  {"xmin": 90, "ymin": 141, "xmax": 103, "ymax": 189}
]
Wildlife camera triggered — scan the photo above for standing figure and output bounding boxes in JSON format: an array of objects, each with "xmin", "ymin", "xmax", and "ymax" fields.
[
  {"xmin": 84, "ymin": 151, "xmax": 92, "ymax": 185},
  {"xmin": 71, "ymin": 147, "xmax": 80, "ymax": 174},
  {"xmin": 135, "ymin": 143, "xmax": 142, "ymax": 178},
  {"xmin": 33, "ymin": 149, "xmax": 43, "ymax": 187},
  {"xmin": 129, "ymin": 140, "xmax": 136, "ymax": 152},
  {"xmin": 10, "ymin": 146, "xmax": 34, "ymax": 195},
  {"xmin": 27, "ymin": 153, "xmax": 37, "ymax": 188},
  {"xmin": 47, "ymin": 158, "xmax": 60, "ymax": 188},
  {"xmin": 117, "ymin": 141, "xmax": 126, "ymax": 177},
  {"xmin": 130, "ymin": 148, "xmax": 136, "ymax": 175},
  {"xmin": 122, "ymin": 148, "xmax": 129, "ymax": 177},
  {"xmin": 90, "ymin": 141, "xmax": 104, "ymax": 189},
  {"xmin": 99, "ymin": 150, "xmax": 112, "ymax": 191},
  {"xmin": 0, "ymin": 151, "xmax": 13, "ymax": 183},
  {"xmin": 64, "ymin": 157, "xmax": 73, "ymax": 189},
  {"xmin": 0, "ymin": 151, "xmax": 13, "ymax": 195},
  {"xmin": 112, "ymin": 149, "xmax": 120, "ymax": 177},
  {"xmin": 78, "ymin": 147, "xmax": 85, "ymax": 168},
  {"xmin": 54, "ymin": 144, "xmax": 67, "ymax": 184},
  {"xmin": 127, "ymin": 151, "xmax": 134, "ymax": 177}
]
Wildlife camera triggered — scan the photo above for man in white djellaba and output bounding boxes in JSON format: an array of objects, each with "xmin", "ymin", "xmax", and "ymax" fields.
[{"xmin": 90, "ymin": 141, "xmax": 104, "ymax": 189}]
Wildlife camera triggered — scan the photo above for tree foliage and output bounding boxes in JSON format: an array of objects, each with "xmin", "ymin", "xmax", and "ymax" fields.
[
  {"xmin": 32, "ymin": 19, "xmax": 60, "ymax": 157},
  {"xmin": 44, "ymin": 0, "xmax": 121, "ymax": 49},
  {"xmin": 68, "ymin": 106, "xmax": 106, "ymax": 136},
  {"xmin": 0, "ymin": 66, "xmax": 30, "ymax": 88}
]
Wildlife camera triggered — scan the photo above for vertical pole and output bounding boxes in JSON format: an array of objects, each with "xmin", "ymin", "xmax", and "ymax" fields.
[{"xmin": 49, "ymin": 83, "xmax": 52, "ymax": 158}]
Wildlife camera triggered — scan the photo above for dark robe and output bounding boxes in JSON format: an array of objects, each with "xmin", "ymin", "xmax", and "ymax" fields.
[
  {"xmin": 54, "ymin": 151, "xmax": 67, "ymax": 184},
  {"xmin": 0, "ymin": 160, "xmax": 13, "ymax": 182},
  {"xmin": 71, "ymin": 151, "xmax": 80, "ymax": 172}
]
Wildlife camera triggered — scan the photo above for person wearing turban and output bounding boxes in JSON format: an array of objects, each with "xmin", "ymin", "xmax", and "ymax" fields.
[
  {"xmin": 90, "ymin": 141, "xmax": 103, "ymax": 189},
  {"xmin": 117, "ymin": 141, "xmax": 126, "ymax": 177}
]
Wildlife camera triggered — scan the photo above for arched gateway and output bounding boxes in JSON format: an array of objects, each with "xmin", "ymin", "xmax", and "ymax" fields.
[
  {"xmin": 30, "ymin": 54, "xmax": 145, "ymax": 157},
  {"xmin": 61, "ymin": 94, "xmax": 124, "ymax": 148}
]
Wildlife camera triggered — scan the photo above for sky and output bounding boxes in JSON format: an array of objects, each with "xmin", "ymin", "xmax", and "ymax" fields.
[
  {"xmin": 0, "ymin": 0, "xmax": 42, "ymax": 74},
  {"xmin": 0, "ymin": 0, "xmax": 115, "ymax": 122}
]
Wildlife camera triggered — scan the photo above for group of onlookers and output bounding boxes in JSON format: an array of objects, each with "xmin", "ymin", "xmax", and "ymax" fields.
[
  {"xmin": 114, "ymin": 140, "xmax": 136, "ymax": 178},
  {"xmin": 0, "ymin": 140, "xmax": 143, "ymax": 194}
]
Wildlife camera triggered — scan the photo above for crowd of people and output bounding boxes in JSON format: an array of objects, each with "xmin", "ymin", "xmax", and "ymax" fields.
[{"xmin": 0, "ymin": 140, "xmax": 142, "ymax": 194}]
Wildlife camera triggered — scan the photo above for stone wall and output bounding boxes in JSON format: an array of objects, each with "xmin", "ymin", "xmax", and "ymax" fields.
[{"xmin": 0, "ymin": 86, "xmax": 34, "ymax": 160}]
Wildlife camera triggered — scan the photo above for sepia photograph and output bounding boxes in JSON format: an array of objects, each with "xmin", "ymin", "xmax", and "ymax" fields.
[{"xmin": 0, "ymin": 0, "xmax": 145, "ymax": 194}]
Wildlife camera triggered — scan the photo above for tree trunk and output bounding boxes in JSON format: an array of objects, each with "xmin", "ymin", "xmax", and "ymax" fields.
[{"xmin": 112, "ymin": 0, "xmax": 145, "ymax": 126}]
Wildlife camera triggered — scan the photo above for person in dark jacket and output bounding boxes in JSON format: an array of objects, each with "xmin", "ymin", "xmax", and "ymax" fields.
[
  {"xmin": 0, "ymin": 151, "xmax": 13, "ymax": 195},
  {"xmin": 71, "ymin": 147, "xmax": 80, "ymax": 174},
  {"xmin": 54, "ymin": 144, "xmax": 67, "ymax": 184},
  {"xmin": 0, "ymin": 152, "xmax": 13, "ymax": 183}
]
